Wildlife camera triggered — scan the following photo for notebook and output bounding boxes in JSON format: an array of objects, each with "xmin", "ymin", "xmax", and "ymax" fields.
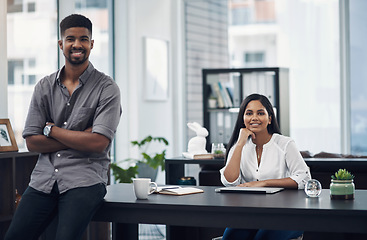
[
  {"xmin": 155, "ymin": 186, "xmax": 204, "ymax": 196},
  {"xmin": 215, "ymin": 186, "xmax": 284, "ymax": 194}
]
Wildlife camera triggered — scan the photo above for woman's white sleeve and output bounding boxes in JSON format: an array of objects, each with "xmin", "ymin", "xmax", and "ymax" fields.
[
  {"xmin": 286, "ymin": 141, "xmax": 312, "ymax": 189},
  {"xmin": 219, "ymin": 145, "xmax": 241, "ymax": 187}
]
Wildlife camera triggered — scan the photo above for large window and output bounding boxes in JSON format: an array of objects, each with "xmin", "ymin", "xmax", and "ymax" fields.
[
  {"xmin": 72, "ymin": 0, "xmax": 113, "ymax": 76},
  {"xmin": 229, "ymin": 0, "xmax": 367, "ymax": 155},
  {"xmin": 7, "ymin": 0, "xmax": 113, "ymax": 150},
  {"xmin": 229, "ymin": 0, "xmax": 340, "ymax": 154},
  {"xmin": 7, "ymin": 0, "xmax": 58, "ymax": 149},
  {"xmin": 349, "ymin": 0, "xmax": 367, "ymax": 155}
]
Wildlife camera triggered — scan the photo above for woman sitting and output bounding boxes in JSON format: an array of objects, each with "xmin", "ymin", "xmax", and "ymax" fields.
[{"xmin": 220, "ymin": 93, "xmax": 311, "ymax": 240}]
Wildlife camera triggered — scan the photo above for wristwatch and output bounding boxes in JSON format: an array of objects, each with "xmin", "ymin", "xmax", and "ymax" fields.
[{"xmin": 43, "ymin": 125, "xmax": 54, "ymax": 137}]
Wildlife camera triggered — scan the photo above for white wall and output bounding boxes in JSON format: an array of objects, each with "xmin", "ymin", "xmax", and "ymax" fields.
[
  {"xmin": 114, "ymin": 0, "xmax": 185, "ymax": 184},
  {"xmin": 133, "ymin": 0, "xmax": 173, "ymax": 148},
  {"xmin": 0, "ymin": 0, "xmax": 7, "ymax": 118}
]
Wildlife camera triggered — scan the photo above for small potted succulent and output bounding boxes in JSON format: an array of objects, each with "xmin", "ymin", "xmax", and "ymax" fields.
[{"xmin": 330, "ymin": 169, "xmax": 355, "ymax": 200}]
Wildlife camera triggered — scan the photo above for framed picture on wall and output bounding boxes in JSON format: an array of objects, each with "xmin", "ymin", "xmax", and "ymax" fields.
[
  {"xmin": 144, "ymin": 37, "xmax": 169, "ymax": 101},
  {"xmin": 0, "ymin": 119, "xmax": 18, "ymax": 152}
]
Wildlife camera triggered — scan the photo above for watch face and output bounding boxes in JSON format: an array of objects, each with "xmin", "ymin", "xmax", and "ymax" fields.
[{"xmin": 43, "ymin": 125, "xmax": 50, "ymax": 136}]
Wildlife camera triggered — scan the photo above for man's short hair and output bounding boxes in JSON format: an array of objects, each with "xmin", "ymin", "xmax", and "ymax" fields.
[{"xmin": 60, "ymin": 14, "xmax": 92, "ymax": 37}]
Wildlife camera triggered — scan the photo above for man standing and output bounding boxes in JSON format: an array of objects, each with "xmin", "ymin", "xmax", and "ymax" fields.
[{"xmin": 5, "ymin": 14, "xmax": 121, "ymax": 240}]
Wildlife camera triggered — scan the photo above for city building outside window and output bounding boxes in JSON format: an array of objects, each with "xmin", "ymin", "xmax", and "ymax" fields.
[{"xmin": 228, "ymin": 0, "xmax": 341, "ymax": 154}]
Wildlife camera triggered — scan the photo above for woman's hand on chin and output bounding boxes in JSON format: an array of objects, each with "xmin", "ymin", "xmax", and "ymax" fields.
[{"xmin": 238, "ymin": 128, "xmax": 255, "ymax": 145}]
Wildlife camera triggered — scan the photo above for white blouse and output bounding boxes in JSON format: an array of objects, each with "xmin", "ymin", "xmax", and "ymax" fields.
[{"xmin": 220, "ymin": 133, "xmax": 311, "ymax": 189}]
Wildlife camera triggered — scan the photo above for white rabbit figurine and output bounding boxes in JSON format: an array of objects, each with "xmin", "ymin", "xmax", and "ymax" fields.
[{"xmin": 187, "ymin": 122, "xmax": 209, "ymax": 155}]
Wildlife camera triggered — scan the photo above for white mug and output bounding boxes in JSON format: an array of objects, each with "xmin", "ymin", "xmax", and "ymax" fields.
[{"xmin": 133, "ymin": 178, "xmax": 158, "ymax": 199}]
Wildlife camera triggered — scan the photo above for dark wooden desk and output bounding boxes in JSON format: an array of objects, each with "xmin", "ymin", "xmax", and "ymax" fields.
[
  {"xmin": 165, "ymin": 157, "xmax": 367, "ymax": 188},
  {"xmin": 92, "ymin": 183, "xmax": 367, "ymax": 240}
]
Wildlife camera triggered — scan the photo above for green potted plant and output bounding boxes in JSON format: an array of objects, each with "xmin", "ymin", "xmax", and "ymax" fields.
[
  {"xmin": 330, "ymin": 169, "xmax": 355, "ymax": 200},
  {"xmin": 110, "ymin": 136, "xmax": 169, "ymax": 183}
]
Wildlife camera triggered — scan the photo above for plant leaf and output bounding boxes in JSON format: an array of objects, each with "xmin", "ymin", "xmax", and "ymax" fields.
[
  {"xmin": 332, "ymin": 168, "xmax": 355, "ymax": 180},
  {"xmin": 110, "ymin": 163, "xmax": 138, "ymax": 183},
  {"xmin": 111, "ymin": 136, "xmax": 169, "ymax": 182}
]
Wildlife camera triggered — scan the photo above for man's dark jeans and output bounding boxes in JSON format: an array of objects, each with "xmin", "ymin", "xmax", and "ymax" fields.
[{"xmin": 5, "ymin": 182, "xmax": 106, "ymax": 240}]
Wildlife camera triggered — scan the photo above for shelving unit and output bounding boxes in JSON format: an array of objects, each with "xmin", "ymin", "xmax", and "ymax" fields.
[
  {"xmin": 202, "ymin": 67, "xmax": 289, "ymax": 149},
  {"xmin": 0, "ymin": 151, "xmax": 39, "ymax": 238}
]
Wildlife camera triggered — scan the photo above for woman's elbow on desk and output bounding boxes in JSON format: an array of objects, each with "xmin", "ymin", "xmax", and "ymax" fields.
[{"xmin": 220, "ymin": 170, "xmax": 240, "ymax": 186}]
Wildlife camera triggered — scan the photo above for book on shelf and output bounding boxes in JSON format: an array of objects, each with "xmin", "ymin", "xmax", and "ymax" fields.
[
  {"xmin": 210, "ymin": 83, "xmax": 225, "ymax": 108},
  {"xmin": 156, "ymin": 186, "xmax": 204, "ymax": 196},
  {"xmin": 226, "ymin": 86, "xmax": 234, "ymax": 105},
  {"xmin": 217, "ymin": 82, "xmax": 233, "ymax": 108},
  {"xmin": 207, "ymin": 73, "xmax": 236, "ymax": 108}
]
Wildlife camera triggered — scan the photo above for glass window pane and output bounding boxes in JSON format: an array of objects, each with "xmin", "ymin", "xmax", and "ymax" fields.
[
  {"xmin": 74, "ymin": 0, "xmax": 112, "ymax": 76},
  {"xmin": 7, "ymin": 0, "xmax": 58, "ymax": 150},
  {"xmin": 7, "ymin": 0, "xmax": 23, "ymax": 13},
  {"xmin": 349, "ymin": 0, "xmax": 367, "ymax": 154},
  {"xmin": 229, "ymin": 0, "xmax": 340, "ymax": 154},
  {"xmin": 244, "ymin": 52, "xmax": 265, "ymax": 66}
]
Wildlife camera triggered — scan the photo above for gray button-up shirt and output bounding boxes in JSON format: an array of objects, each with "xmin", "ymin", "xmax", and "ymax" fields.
[{"xmin": 23, "ymin": 63, "xmax": 122, "ymax": 194}]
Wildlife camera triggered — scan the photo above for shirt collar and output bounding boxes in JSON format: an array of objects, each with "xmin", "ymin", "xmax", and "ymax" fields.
[
  {"xmin": 79, "ymin": 62, "xmax": 94, "ymax": 84},
  {"xmin": 56, "ymin": 62, "xmax": 95, "ymax": 86},
  {"xmin": 249, "ymin": 134, "xmax": 275, "ymax": 148}
]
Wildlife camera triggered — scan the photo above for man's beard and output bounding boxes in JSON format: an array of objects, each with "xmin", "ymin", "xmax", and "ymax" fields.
[{"xmin": 64, "ymin": 52, "xmax": 88, "ymax": 65}]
